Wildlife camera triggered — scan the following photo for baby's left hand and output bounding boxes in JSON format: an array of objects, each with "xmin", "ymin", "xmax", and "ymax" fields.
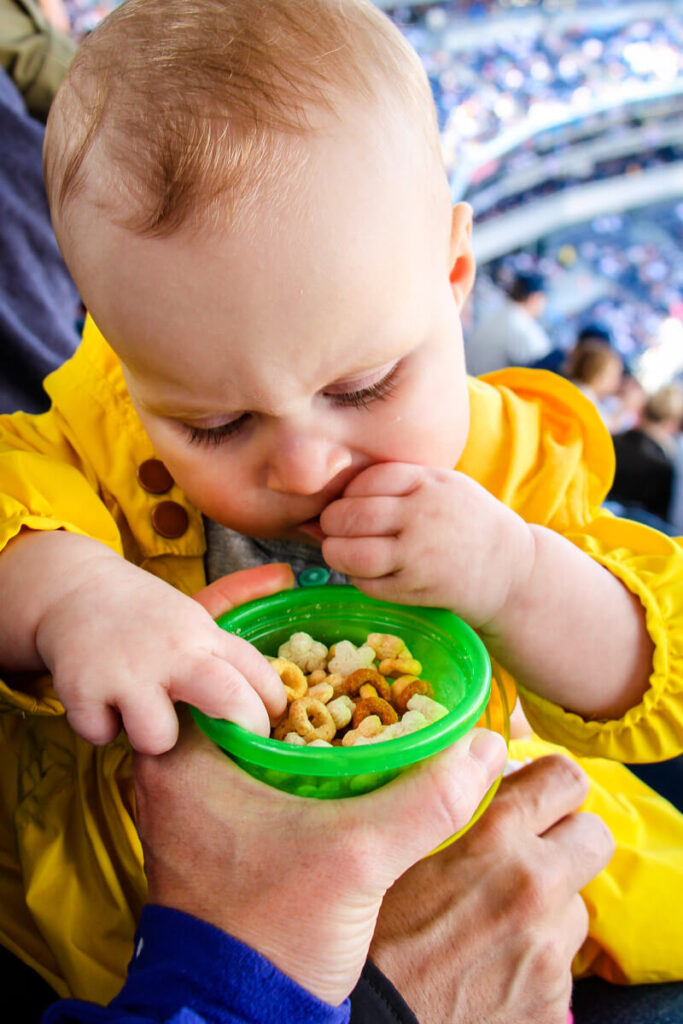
[{"xmin": 321, "ymin": 463, "xmax": 534, "ymax": 629}]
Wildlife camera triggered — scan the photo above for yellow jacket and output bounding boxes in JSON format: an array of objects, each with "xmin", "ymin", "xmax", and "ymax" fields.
[{"xmin": 0, "ymin": 318, "xmax": 682, "ymax": 998}]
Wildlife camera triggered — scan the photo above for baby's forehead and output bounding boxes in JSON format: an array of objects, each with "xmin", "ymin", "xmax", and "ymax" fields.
[{"xmin": 45, "ymin": 0, "xmax": 441, "ymax": 245}]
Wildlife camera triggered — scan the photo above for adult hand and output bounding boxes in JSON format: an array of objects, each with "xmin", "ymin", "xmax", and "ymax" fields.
[
  {"xmin": 135, "ymin": 563, "xmax": 507, "ymax": 1008},
  {"xmin": 370, "ymin": 755, "xmax": 615, "ymax": 1024}
]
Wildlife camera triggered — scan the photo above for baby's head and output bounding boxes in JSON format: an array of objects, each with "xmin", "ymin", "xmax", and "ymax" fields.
[{"xmin": 44, "ymin": 0, "xmax": 475, "ymax": 543}]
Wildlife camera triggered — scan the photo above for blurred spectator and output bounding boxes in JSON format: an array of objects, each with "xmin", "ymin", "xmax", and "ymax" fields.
[
  {"xmin": 532, "ymin": 322, "xmax": 613, "ymax": 376},
  {"xmin": 565, "ymin": 339, "xmax": 623, "ymax": 428},
  {"xmin": 607, "ymin": 370, "xmax": 647, "ymax": 436},
  {"xmin": 609, "ymin": 384, "xmax": 683, "ymax": 524},
  {"xmin": 465, "ymin": 269, "xmax": 552, "ymax": 375}
]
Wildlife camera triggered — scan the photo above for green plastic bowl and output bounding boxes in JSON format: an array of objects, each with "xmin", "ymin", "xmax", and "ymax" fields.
[{"xmin": 191, "ymin": 585, "xmax": 505, "ymax": 805}]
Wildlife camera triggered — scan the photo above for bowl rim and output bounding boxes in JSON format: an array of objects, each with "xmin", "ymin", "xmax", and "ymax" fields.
[{"xmin": 190, "ymin": 584, "xmax": 492, "ymax": 776}]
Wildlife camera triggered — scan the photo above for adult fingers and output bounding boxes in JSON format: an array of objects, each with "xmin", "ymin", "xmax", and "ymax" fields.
[
  {"xmin": 543, "ymin": 810, "xmax": 615, "ymax": 893},
  {"xmin": 489, "ymin": 754, "xmax": 590, "ymax": 837},
  {"xmin": 347, "ymin": 728, "xmax": 507, "ymax": 887},
  {"xmin": 193, "ymin": 563, "xmax": 294, "ymax": 620},
  {"xmin": 134, "ymin": 708, "xmax": 230, "ymax": 796}
]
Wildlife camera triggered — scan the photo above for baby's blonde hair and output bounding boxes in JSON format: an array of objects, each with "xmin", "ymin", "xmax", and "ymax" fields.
[{"xmin": 44, "ymin": 0, "xmax": 438, "ymax": 237}]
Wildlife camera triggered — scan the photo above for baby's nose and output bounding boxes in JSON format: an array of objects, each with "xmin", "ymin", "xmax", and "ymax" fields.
[{"xmin": 266, "ymin": 432, "xmax": 352, "ymax": 495}]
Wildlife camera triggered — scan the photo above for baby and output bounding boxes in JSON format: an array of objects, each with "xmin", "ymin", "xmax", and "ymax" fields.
[{"xmin": 0, "ymin": 0, "xmax": 681, "ymax": 1004}]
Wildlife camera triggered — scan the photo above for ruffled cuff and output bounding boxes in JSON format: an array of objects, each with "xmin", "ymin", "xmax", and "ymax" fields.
[{"xmin": 518, "ymin": 522, "xmax": 683, "ymax": 763}]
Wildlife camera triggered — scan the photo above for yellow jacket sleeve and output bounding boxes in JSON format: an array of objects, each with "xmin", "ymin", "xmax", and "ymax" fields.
[
  {"xmin": 517, "ymin": 514, "xmax": 683, "ymax": 763},
  {"xmin": 0, "ymin": 401, "xmax": 125, "ymax": 554},
  {"xmin": 0, "ymin": 401, "xmax": 124, "ymax": 716},
  {"xmin": 462, "ymin": 369, "xmax": 683, "ymax": 764}
]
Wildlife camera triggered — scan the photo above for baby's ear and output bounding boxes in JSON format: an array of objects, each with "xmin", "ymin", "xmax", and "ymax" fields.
[{"xmin": 448, "ymin": 202, "xmax": 476, "ymax": 309}]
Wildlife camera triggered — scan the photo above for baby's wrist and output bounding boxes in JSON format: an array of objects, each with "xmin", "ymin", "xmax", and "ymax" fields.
[
  {"xmin": 34, "ymin": 537, "xmax": 123, "ymax": 664},
  {"xmin": 477, "ymin": 516, "xmax": 537, "ymax": 640}
]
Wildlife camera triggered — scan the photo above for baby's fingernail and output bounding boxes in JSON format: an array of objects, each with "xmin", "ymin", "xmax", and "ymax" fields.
[{"xmin": 468, "ymin": 728, "xmax": 507, "ymax": 778}]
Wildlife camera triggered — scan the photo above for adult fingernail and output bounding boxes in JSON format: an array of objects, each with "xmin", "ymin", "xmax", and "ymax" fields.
[{"xmin": 468, "ymin": 728, "xmax": 507, "ymax": 779}]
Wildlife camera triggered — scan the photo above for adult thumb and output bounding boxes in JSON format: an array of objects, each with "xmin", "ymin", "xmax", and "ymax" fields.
[{"xmin": 355, "ymin": 728, "xmax": 507, "ymax": 884}]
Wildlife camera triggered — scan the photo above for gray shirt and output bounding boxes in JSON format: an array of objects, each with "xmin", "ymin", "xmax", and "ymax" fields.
[{"xmin": 204, "ymin": 517, "xmax": 348, "ymax": 587}]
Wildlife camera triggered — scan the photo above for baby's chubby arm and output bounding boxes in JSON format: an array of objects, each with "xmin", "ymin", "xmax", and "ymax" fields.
[
  {"xmin": 0, "ymin": 530, "xmax": 287, "ymax": 753},
  {"xmin": 321, "ymin": 463, "xmax": 653, "ymax": 721}
]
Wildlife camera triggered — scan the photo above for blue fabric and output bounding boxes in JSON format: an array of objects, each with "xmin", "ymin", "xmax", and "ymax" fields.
[
  {"xmin": 42, "ymin": 905, "xmax": 350, "ymax": 1024},
  {"xmin": 572, "ymin": 976, "xmax": 683, "ymax": 1024},
  {"xmin": 0, "ymin": 67, "xmax": 81, "ymax": 414}
]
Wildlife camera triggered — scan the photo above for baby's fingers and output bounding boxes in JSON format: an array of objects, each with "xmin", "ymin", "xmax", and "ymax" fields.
[
  {"xmin": 214, "ymin": 634, "xmax": 287, "ymax": 721},
  {"xmin": 322, "ymin": 535, "xmax": 401, "ymax": 580},
  {"xmin": 170, "ymin": 653, "xmax": 273, "ymax": 738},
  {"xmin": 65, "ymin": 701, "xmax": 122, "ymax": 747},
  {"xmin": 117, "ymin": 688, "xmax": 180, "ymax": 755}
]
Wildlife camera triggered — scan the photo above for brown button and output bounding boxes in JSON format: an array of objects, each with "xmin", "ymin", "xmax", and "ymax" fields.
[
  {"xmin": 137, "ymin": 459, "xmax": 174, "ymax": 495},
  {"xmin": 151, "ymin": 501, "xmax": 189, "ymax": 539}
]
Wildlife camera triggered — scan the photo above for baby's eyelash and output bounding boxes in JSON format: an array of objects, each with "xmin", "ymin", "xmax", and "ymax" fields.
[
  {"xmin": 327, "ymin": 364, "xmax": 401, "ymax": 409},
  {"xmin": 183, "ymin": 363, "xmax": 402, "ymax": 446},
  {"xmin": 185, "ymin": 415, "xmax": 249, "ymax": 446}
]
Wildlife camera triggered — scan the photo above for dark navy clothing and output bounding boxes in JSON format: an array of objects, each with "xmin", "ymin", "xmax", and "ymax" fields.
[
  {"xmin": 0, "ymin": 66, "xmax": 80, "ymax": 414},
  {"xmin": 42, "ymin": 906, "xmax": 351, "ymax": 1024}
]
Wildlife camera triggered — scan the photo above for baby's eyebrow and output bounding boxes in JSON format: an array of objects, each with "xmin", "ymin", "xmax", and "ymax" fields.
[
  {"xmin": 322, "ymin": 359, "xmax": 399, "ymax": 393},
  {"xmin": 141, "ymin": 397, "xmax": 238, "ymax": 420}
]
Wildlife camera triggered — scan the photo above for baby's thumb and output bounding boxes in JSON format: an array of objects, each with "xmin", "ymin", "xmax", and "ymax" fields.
[{"xmin": 360, "ymin": 729, "xmax": 507, "ymax": 883}]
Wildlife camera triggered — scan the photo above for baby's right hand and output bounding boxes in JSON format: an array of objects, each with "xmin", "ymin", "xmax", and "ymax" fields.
[{"xmin": 34, "ymin": 547, "xmax": 287, "ymax": 754}]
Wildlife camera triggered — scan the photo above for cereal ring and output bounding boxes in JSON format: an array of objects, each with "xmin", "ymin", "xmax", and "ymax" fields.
[
  {"xmin": 273, "ymin": 714, "xmax": 294, "ymax": 740},
  {"xmin": 269, "ymin": 657, "xmax": 308, "ymax": 702},
  {"xmin": 392, "ymin": 677, "xmax": 433, "ymax": 714},
  {"xmin": 379, "ymin": 657, "xmax": 422, "ymax": 678},
  {"xmin": 366, "ymin": 632, "xmax": 406, "ymax": 659},
  {"xmin": 289, "ymin": 696, "xmax": 336, "ymax": 742},
  {"xmin": 343, "ymin": 669, "xmax": 392, "ymax": 702},
  {"xmin": 307, "ymin": 669, "xmax": 328, "ymax": 687},
  {"xmin": 352, "ymin": 695, "xmax": 398, "ymax": 728}
]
